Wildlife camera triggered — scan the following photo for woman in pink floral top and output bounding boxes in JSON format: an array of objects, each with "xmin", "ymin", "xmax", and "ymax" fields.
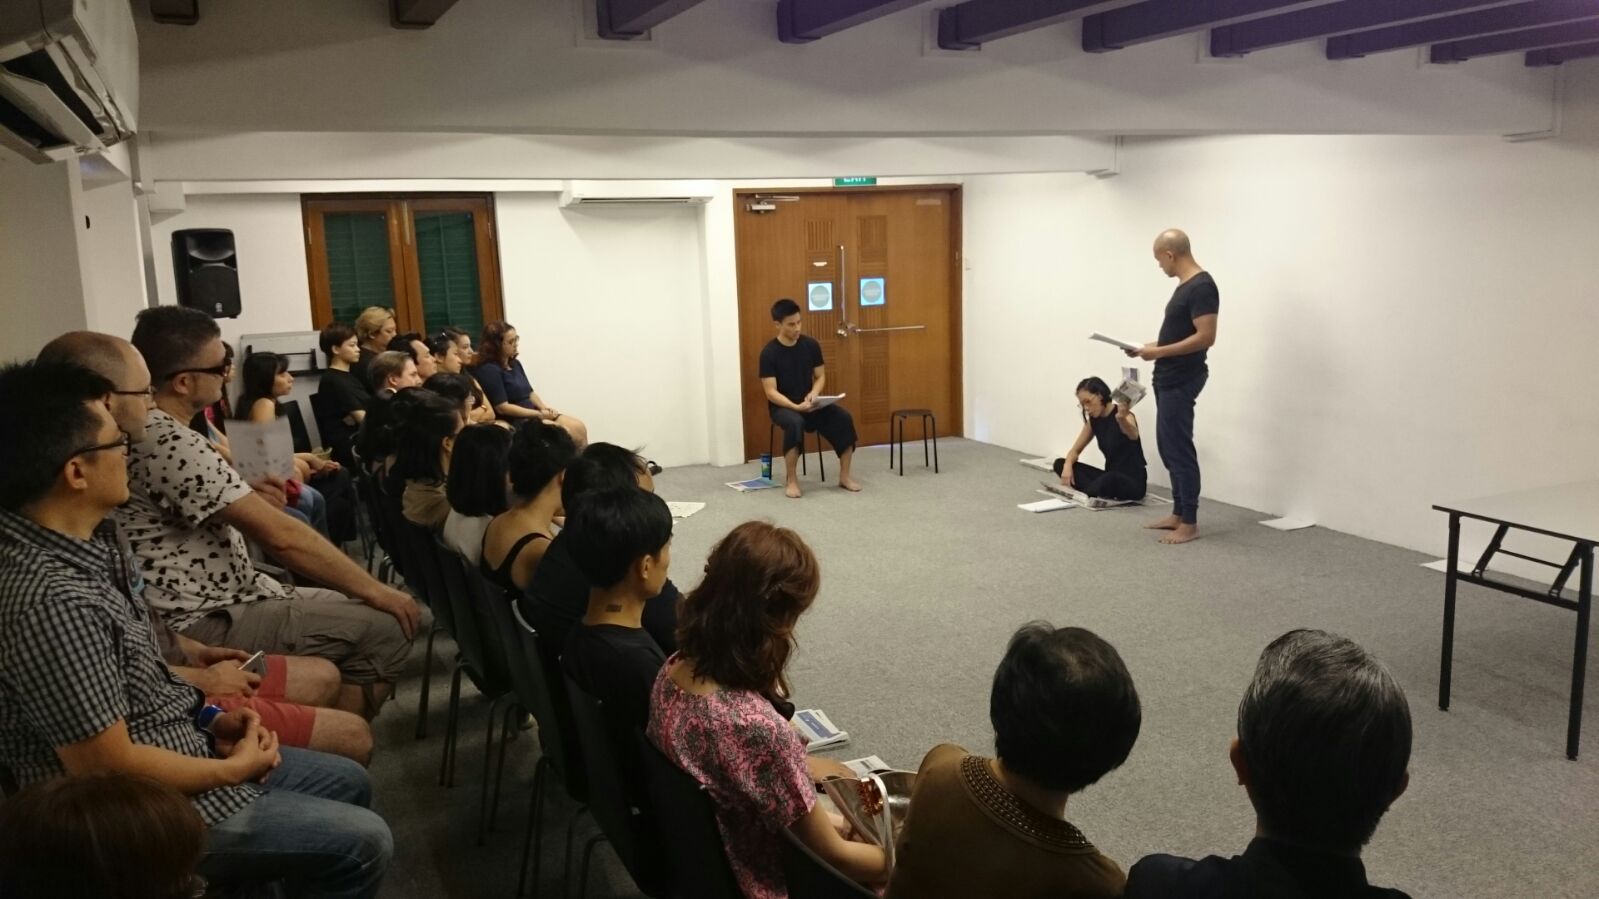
[{"xmin": 647, "ymin": 521, "xmax": 887, "ymax": 899}]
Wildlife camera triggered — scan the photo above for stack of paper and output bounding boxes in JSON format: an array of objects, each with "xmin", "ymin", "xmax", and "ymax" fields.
[
  {"xmin": 845, "ymin": 755, "xmax": 892, "ymax": 777},
  {"xmin": 1019, "ymin": 497, "xmax": 1076, "ymax": 513},
  {"xmin": 794, "ymin": 708, "xmax": 850, "ymax": 752},
  {"xmin": 666, "ymin": 501, "xmax": 706, "ymax": 519}
]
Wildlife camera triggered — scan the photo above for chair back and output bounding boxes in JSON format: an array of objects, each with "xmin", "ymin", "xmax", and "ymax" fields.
[
  {"xmin": 478, "ymin": 578, "xmax": 588, "ymax": 802},
  {"xmin": 563, "ymin": 677, "xmax": 668, "ymax": 894},
  {"xmin": 277, "ymin": 399, "xmax": 313, "ymax": 454},
  {"xmin": 308, "ymin": 391, "xmax": 352, "ymax": 464},
  {"xmin": 433, "ymin": 541, "xmax": 508, "ymax": 696},
  {"xmin": 638, "ymin": 738, "xmax": 742, "ymax": 899},
  {"xmin": 356, "ymin": 467, "xmax": 403, "ymax": 579},
  {"xmin": 391, "ymin": 512, "xmax": 453, "ymax": 636},
  {"xmin": 777, "ymin": 825, "xmax": 875, "ymax": 899}
]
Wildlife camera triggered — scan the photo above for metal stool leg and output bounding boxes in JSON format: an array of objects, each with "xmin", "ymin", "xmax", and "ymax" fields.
[
  {"xmin": 922, "ymin": 414, "xmax": 930, "ymax": 468},
  {"xmin": 888, "ymin": 414, "xmax": 895, "ymax": 470},
  {"xmin": 931, "ymin": 414, "xmax": 939, "ymax": 473},
  {"xmin": 897, "ymin": 417, "xmax": 905, "ymax": 477}
]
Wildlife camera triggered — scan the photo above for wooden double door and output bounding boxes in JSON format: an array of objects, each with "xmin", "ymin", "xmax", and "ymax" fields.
[{"xmin": 734, "ymin": 187, "xmax": 962, "ymax": 460}]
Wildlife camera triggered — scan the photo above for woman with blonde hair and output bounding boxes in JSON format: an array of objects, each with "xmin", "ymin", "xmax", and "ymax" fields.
[{"xmin": 351, "ymin": 306, "xmax": 397, "ymax": 388}]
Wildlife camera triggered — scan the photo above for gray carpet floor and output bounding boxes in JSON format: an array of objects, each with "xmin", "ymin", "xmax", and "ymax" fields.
[{"xmin": 366, "ymin": 438, "xmax": 1599, "ymax": 899}]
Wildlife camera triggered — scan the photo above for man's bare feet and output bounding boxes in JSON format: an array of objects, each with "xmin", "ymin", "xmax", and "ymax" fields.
[
  {"xmin": 785, "ymin": 482, "xmax": 802, "ymax": 499},
  {"xmin": 840, "ymin": 477, "xmax": 863, "ymax": 493},
  {"xmin": 1144, "ymin": 514, "xmax": 1181, "ymax": 530},
  {"xmin": 1160, "ymin": 523, "xmax": 1200, "ymax": 544}
]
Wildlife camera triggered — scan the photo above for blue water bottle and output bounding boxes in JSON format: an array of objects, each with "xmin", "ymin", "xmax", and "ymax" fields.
[{"xmin": 760, "ymin": 453, "xmax": 772, "ymax": 481}]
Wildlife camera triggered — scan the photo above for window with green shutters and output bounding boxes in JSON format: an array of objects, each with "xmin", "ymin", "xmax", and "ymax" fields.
[{"xmin": 303, "ymin": 195, "xmax": 503, "ymax": 339}]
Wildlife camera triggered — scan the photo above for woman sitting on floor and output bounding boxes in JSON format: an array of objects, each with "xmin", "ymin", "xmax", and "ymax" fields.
[
  {"xmin": 480, "ymin": 422, "xmax": 579, "ymax": 595},
  {"xmin": 388, "ymin": 387, "xmax": 465, "ymax": 531},
  {"xmin": 443, "ymin": 423, "xmax": 513, "ymax": 566},
  {"xmin": 647, "ymin": 521, "xmax": 889, "ymax": 899},
  {"xmin": 887, "ymin": 622, "xmax": 1140, "ymax": 899},
  {"xmin": 1053, "ymin": 376, "xmax": 1147, "ymax": 501}
]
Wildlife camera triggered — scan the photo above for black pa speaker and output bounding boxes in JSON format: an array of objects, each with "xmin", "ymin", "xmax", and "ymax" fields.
[{"xmin": 171, "ymin": 228, "xmax": 241, "ymax": 319}]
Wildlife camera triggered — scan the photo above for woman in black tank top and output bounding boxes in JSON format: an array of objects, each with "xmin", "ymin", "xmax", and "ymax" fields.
[
  {"xmin": 480, "ymin": 423, "xmax": 579, "ymax": 594},
  {"xmin": 1052, "ymin": 376, "xmax": 1147, "ymax": 501}
]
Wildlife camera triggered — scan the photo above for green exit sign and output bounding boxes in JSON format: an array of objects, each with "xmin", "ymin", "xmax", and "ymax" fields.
[{"xmin": 833, "ymin": 176, "xmax": 877, "ymax": 187}]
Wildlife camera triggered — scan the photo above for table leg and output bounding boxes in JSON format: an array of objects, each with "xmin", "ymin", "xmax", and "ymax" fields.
[
  {"xmin": 1440, "ymin": 512, "xmax": 1460, "ymax": 712},
  {"xmin": 1568, "ymin": 544, "xmax": 1592, "ymax": 760}
]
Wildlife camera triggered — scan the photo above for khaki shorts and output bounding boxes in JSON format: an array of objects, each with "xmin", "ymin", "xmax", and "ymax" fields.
[{"xmin": 182, "ymin": 587, "xmax": 412, "ymax": 685}]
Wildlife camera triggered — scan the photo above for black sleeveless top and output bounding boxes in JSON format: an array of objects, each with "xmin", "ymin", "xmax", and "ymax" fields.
[
  {"xmin": 480, "ymin": 530, "xmax": 549, "ymax": 596},
  {"xmin": 1090, "ymin": 406, "xmax": 1147, "ymax": 479}
]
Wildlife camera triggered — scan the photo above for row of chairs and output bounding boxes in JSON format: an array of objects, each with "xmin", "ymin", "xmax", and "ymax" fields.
[{"xmin": 354, "ymin": 465, "xmax": 873, "ymax": 897}]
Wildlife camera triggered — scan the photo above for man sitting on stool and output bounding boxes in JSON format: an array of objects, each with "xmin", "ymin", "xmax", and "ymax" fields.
[{"xmin": 759, "ymin": 298, "xmax": 862, "ymax": 499}]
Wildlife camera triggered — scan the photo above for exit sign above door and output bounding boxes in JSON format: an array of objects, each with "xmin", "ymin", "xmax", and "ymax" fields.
[{"xmin": 833, "ymin": 177, "xmax": 877, "ymax": 187}]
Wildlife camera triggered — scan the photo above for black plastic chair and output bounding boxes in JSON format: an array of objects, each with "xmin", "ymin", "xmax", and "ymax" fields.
[
  {"xmin": 778, "ymin": 826, "xmax": 876, "ymax": 898},
  {"xmin": 277, "ymin": 398, "xmax": 313, "ymax": 454},
  {"xmin": 769, "ymin": 421, "xmax": 826, "ymax": 482},
  {"xmin": 638, "ymin": 738, "xmax": 742, "ymax": 899},
  {"xmin": 391, "ymin": 516, "xmax": 451, "ymax": 746},
  {"xmin": 564, "ymin": 677, "xmax": 670, "ymax": 898}
]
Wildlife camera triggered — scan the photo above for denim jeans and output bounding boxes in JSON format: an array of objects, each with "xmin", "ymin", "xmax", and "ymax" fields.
[
  {"xmin": 201, "ymin": 747, "xmax": 393, "ymax": 899},
  {"xmin": 1155, "ymin": 373, "xmax": 1207, "ymax": 525},
  {"xmin": 290, "ymin": 482, "xmax": 330, "ymax": 538}
]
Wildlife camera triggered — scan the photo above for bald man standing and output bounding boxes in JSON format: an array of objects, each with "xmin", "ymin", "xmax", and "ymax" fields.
[{"xmin": 1128, "ymin": 229, "xmax": 1218, "ymax": 545}]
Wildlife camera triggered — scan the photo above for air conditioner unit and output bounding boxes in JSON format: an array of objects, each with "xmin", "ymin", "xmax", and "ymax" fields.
[
  {"xmin": 558, "ymin": 180, "xmax": 715, "ymax": 208},
  {"xmin": 0, "ymin": 0, "xmax": 138, "ymax": 164}
]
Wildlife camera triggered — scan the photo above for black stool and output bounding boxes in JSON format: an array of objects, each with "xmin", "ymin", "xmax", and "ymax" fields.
[
  {"xmin": 769, "ymin": 421, "xmax": 826, "ymax": 483},
  {"xmin": 889, "ymin": 409, "xmax": 939, "ymax": 476}
]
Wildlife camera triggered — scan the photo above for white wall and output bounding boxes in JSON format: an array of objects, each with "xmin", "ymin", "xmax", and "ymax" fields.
[
  {"xmin": 0, "ymin": 159, "xmax": 88, "ymax": 363},
  {"xmin": 963, "ymin": 68, "xmax": 1599, "ymax": 564},
  {"xmin": 77, "ymin": 179, "xmax": 150, "ymax": 335}
]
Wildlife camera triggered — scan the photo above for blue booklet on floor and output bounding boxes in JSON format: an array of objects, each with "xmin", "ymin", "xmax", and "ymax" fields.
[{"xmin": 726, "ymin": 478, "xmax": 782, "ymax": 492}]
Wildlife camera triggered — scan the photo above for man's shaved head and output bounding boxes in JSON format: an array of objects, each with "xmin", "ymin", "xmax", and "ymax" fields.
[
  {"xmin": 38, "ymin": 331, "xmax": 154, "ymax": 442},
  {"xmin": 1154, "ymin": 229, "xmax": 1192, "ymax": 257}
]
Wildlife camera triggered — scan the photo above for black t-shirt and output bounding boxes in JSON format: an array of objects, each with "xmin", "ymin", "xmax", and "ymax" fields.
[
  {"xmin": 350, "ymin": 347, "xmax": 378, "ymax": 392},
  {"xmin": 315, "ymin": 370, "xmax": 370, "ymax": 465},
  {"xmin": 521, "ymin": 532, "xmax": 680, "ymax": 660},
  {"xmin": 1125, "ymin": 838, "xmax": 1411, "ymax": 899},
  {"xmin": 561, "ymin": 623, "xmax": 666, "ymax": 735},
  {"xmin": 758, "ymin": 336, "xmax": 824, "ymax": 405},
  {"xmin": 1091, "ymin": 407, "xmax": 1146, "ymax": 478},
  {"xmin": 1153, "ymin": 271, "xmax": 1220, "ymax": 388}
]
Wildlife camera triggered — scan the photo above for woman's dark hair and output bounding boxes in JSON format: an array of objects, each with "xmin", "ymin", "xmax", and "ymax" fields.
[
  {"xmin": 447, "ymin": 424, "xmax": 513, "ymax": 517},
  {"xmin": 234, "ymin": 352, "xmax": 287, "ymax": 421},
  {"xmin": 1076, "ymin": 376, "xmax": 1112, "ymax": 420},
  {"xmin": 423, "ymin": 372, "xmax": 474, "ymax": 415},
  {"xmin": 442, "ymin": 325, "xmax": 470, "ymax": 344},
  {"xmin": 0, "ymin": 772, "xmax": 205, "ymax": 899},
  {"xmin": 479, "ymin": 321, "xmax": 516, "ymax": 367},
  {"xmin": 676, "ymin": 521, "xmax": 819, "ymax": 698},
  {"xmin": 564, "ymin": 485, "xmax": 673, "ymax": 590},
  {"xmin": 560, "ymin": 442, "xmax": 648, "ymax": 513},
  {"xmin": 770, "ymin": 298, "xmax": 801, "ymax": 321},
  {"xmin": 1237, "ymin": 629, "xmax": 1412, "ymax": 853},
  {"xmin": 0, "ymin": 361, "xmax": 115, "ymax": 512},
  {"xmin": 390, "ymin": 388, "xmax": 462, "ymax": 484},
  {"xmin": 355, "ymin": 386, "xmax": 423, "ymax": 469},
  {"xmin": 425, "ymin": 332, "xmax": 457, "ymax": 359},
  {"xmin": 319, "ymin": 322, "xmax": 357, "ymax": 357},
  {"xmin": 507, "ymin": 422, "xmax": 578, "ymax": 501},
  {"xmin": 990, "ymin": 622, "xmax": 1141, "ymax": 794},
  {"xmin": 387, "ymin": 332, "xmax": 425, "ymax": 360}
]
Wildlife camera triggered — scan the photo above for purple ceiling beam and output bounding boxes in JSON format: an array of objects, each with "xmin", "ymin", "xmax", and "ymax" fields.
[
  {"xmin": 934, "ymin": 0, "xmax": 1138, "ymax": 51},
  {"xmin": 1211, "ymin": 1, "xmax": 1524, "ymax": 58},
  {"xmin": 1526, "ymin": 37, "xmax": 1599, "ymax": 63},
  {"xmin": 776, "ymin": 0, "xmax": 931, "ymax": 43},
  {"xmin": 598, "ymin": 0, "xmax": 708, "ymax": 38},
  {"xmin": 1432, "ymin": 16, "xmax": 1599, "ymax": 60},
  {"xmin": 1082, "ymin": 0, "xmax": 1344, "ymax": 53},
  {"xmin": 1327, "ymin": 0, "xmax": 1599, "ymax": 59}
]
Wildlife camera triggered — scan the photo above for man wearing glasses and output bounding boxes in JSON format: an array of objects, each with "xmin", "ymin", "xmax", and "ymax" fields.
[
  {"xmin": 119, "ymin": 307, "xmax": 419, "ymax": 720},
  {"xmin": 0, "ymin": 359, "xmax": 392, "ymax": 897}
]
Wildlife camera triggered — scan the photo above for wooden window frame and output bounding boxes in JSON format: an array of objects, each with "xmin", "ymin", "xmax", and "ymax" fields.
[{"xmin": 302, "ymin": 193, "xmax": 505, "ymax": 334}]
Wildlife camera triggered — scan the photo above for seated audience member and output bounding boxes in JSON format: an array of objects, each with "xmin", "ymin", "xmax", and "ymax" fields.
[
  {"xmin": 0, "ymin": 360, "xmax": 392, "ymax": 896},
  {"xmin": 1125, "ymin": 629, "xmax": 1413, "ymax": 899},
  {"xmin": 560, "ymin": 485, "xmax": 673, "ymax": 733},
  {"xmin": 238, "ymin": 351, "xmax": 357, "ymax": 542},
  {"xmin": 423, "ymin": 371, "xmax": 476, "ymax": 421},
  {"xmin": 472, "ymin": 320, "xmax": 588, "ymax": 445},
  {"xmin": 480, "ymin": 422, "xmax": 578, "ymax": 595},
  {"xmin": 367, "ymin": 349, "xmax": 421, "ymax": 395},
  {"xmin": 427, "ymin": 331, "xmax": 498, "ymax": 420},
  {"xmin": 391, "ymin": 388, "xmax": 465, "ymax": 530},
  {"xmin": 888, "ymin": 623, "xmax": 1140, "ymax": 899},
  {"xmin": 444, "ymin": 324, "xmax": 477, "ymax": 367},
  {"xmin": 316, "ymin": 322, "xmax": 372, "ymax": 466},
  {"xmin": 1052, "ymin": 376, "xmax": 1147, "ymax": 502},
  {"xmin": 123, "ymin": 306, "xmax": 419, "ymax": 718},
  {"xmin": 190, "ymin": 340, "xmax": 236, "ymax": 441},
  {"xmin": 351, "ymin": 306, "xmax": 397, "ymax": 387},
  {"xmin": 388, "ymin": 330, "xmax": 438, "ymax": 380},
  {"xmin": 759, "ymin": 298, "xmax": 862, "ymax": 498},
  {"xmin": 524, "ymin": 442, "xmax": 682, "ymax": 659},
  {"xmin": 443, "ymin": 423, "xmax": 513, "ymax": 565},
  {"xmin": 648, "ymin": 521, "xmax": 888, "ymax": 897},
  {"xmin": 0, "ymin": 773, "xmax": 205, "ymax": 899},
  {"xmin": 37, "ymin": 332, "xmax": 372, "ymax": 765}
]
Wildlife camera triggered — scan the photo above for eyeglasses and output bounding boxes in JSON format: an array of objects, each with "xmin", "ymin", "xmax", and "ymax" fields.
[
  {"xmin": 111, "ymin": 385, "xmax": 156, "ymax": 398},
  {"xmin": 165, "ymin": 364, "xmax": 230, "ymax": 381},
  {"xmin": 69, "ymin": 431, "xmax": 132, "ymax": 461}
]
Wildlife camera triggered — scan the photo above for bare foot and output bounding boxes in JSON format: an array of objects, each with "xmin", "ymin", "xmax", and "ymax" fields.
[
  {"xmin": 785, "ymin": 482, "xmax": 802, "ymax": 499},
  {"xmin": 840, "ymin": 478, "xmax": 863, "ymax": 493},
  {"xmin": 1144, "ymin": 514, "xmax": 1181, "ymax": 530},
  {"xmin": 1160, "ymin": 524, "xmax": 1200, "ymax": 544}
]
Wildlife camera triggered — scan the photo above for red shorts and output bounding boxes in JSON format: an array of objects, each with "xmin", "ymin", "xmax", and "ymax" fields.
[{"xmin": 210, "ymin": 654, "xmax": 317, "ymax": 748}]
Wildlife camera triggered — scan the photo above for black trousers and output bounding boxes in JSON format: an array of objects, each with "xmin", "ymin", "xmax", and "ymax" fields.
[
  {"xmin": 308, "ymin": 466, "xmax": 357, "ymax": 544},
  {"xmin": 1051, "ymin": 459, "xmax": 1147, "ymax": 501},
  {"xmin": 771, "ymin": 403, "xmax": 857, "ymax": 456}
]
